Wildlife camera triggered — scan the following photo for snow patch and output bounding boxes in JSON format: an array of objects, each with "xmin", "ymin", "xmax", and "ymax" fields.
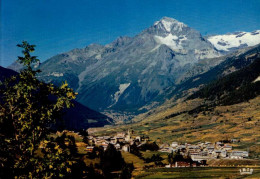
[
  {"xmin": 161, "ymin": 19, "xmax": 173, "ymax": 32},
  {"xmin": 154, "ymin": 34, "xmax": 187, "ymax": 51},
  {"xmin": 49, "ymin": 72, "xmax": 64, "ymax": 77},
  {"xmin": 208, "ymin": 30, "xmax": 260, "ymax": 51},
  {"xmin": 194, "ymin": 49, "xmax": 220, "ymax": 59},
  {"xmin": 150, "ymin": 45, "xmax": 161, "ymax": 52},
  {"xmin": 253, "ymin": 75, "xmax": 260, "ymax": 83},
  {"xmin": 113, "ymin": 83, "xmax": 131, "ymax": 104},
  {"xmin": 160, "ymin": 19, "xmax": 186, "ymax": 32},
  {"xmin": 173, "ymin": 22, "xmax": 185, "ymax": 32},
  {"xmin": 154, "ymin": 21, "xmax": 159, "ymax": 26},
  {"xmin": 95, "ymin": 54, "xmax": 102, "ymax": 60}
]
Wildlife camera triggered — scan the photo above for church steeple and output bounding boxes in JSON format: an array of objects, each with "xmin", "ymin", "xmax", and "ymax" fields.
[{"xmin": 125, "ymin": 129, "xmax": 131, "ymax": 142}]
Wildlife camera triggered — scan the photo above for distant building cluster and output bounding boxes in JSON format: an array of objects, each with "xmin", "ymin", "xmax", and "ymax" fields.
[
  {"xmin": 86, "ymin": 130, "xmax": 148, "ymax": 152},
  {"xmin": 159, "ymin": 141, "xmax": 249, "ymax": 162},
  {"xmin": 85, "ymin": 130, "xmax": 249, "ymax": 167}
]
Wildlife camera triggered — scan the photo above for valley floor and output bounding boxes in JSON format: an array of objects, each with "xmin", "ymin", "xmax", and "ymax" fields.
[{"xmin": 90, "ymin": 96, "xmax": 260, "ymax": 158}]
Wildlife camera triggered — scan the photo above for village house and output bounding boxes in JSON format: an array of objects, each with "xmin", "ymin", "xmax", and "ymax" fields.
[
  {"xmin": 205, "ymin": 145, "xmax": 215, "ymax": 154},
  {"xmin": 101, "ymin": 142, "xmax": 108, "ymax": 151},
  {"xmin": 229, "ymin": 151, "xmax": 249, "ymax": 159},
  {"xmin": 177, "ymin": 145, "xmax": 186, "ymax": 150},
  {"xmin": 116, "ymin": 132, "xmax": 125, "ymax": 138},
  {"xmin": 159, "ymin": 147, "xmax": 176, "ymax": 153},
  {"xmin": 103, "ymin": 136, "xmax": 111, "ymax": 141},
  {"xmin": 173, "ymin": 160, "xmax": 204, "ymax": 168},
  {"xmin": 110, "ymin": 137, "xmax": 117, "ymax": 144},
  {"xmin": 115, "ymin": 143, "xmax": 121, "ymax": 150},
  {"xmin": 189, "ymin": 151, "xmax": 200, "ymax": 156},
  {"xmin": 117, "ymin": 137, "xmax": 124, "ymax": 143},
  {"xmin": 187, "ymin": 145, "xmax": 201, "ymax": 153},
  {"xmin": 135, "ymin": 136, "xmax": 141, "ymax": 142},
  {"xmin": 216, "ymin": 141, "xmax": 223, "ymax": 145},
  {"xmin": 175, "ymin": 161, "xmax": 191, "ymax": 167},
  {"xmin": 223, "ymin": 144, "xmax": 232, "ymax": 151},
  {"xmin": 86, "ymin": 146, "xmax": 94, "ymax": 153},
  {"xmin": 122, "ymin": 144, "xmax": 130, "ymax": 152},
  {"xmin": 200, "ymin": 151, "xmax": 208, "ymax": 156},
  {"xmin": 171, "ymin": 142, "xmax": 178, "ymax": 148},
  {"xmin": 215, "ymin": 142, "xmax": 224, "ymax": 149},
  {"xmin": 212, "ymin": 150, "xmax": 227, "ymax": 158},
  {"xmin": 191, "ymin": 155, "xmax": 211, "ymax": 162}
]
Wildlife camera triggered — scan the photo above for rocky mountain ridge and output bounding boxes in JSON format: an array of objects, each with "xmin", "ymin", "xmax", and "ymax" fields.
[
  {"xmin": 8, "ymin": 17, "xmax": 260, "ymax": 121},
  {"xmin": 32, "ymin": 17, "xmax": 220, "ymax": 113}
]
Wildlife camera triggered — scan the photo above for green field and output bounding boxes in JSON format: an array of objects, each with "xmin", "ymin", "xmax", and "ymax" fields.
[{"xmin": 135, "ymin": 167, "xmax": 260, "ymax": 179}]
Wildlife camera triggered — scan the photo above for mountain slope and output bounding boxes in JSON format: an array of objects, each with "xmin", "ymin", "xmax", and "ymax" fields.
[
  {"xmin": 28, "ymin": 17, "xmax": 220, "ymax": 116},
  {"xmin": 0, "ymin": 66, "xmax": 111, "ymax": 130},
  {"xmin": 57, "ymin": 101, "xmax": 112, "ymax": 131},
  {"xmin": 0, "ymin": 66, "xmax": 18, "ymax": 82},
  {"xmin": 8, "ymin": 17, "xmax": 260, "ymax": 122},
  {"xmin": 93, "ymin": 57, "xmax": 260, "ymax": 156},
  {"xmin": 167, "ymin": 44, "xmax": 260, "ymax": 99},
  {"xmin": 188, "ymin": 57, "xmax": 260, "ymax": 105}
]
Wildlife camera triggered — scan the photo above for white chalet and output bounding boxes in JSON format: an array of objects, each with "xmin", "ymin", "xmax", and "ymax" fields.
[
  {"xmin": 122, "ymin": 144, "xmax": 130, "ymax": 152},
  {"xmin": 171, "ymin": 142, "xmax": 178, "ymax": 148}
]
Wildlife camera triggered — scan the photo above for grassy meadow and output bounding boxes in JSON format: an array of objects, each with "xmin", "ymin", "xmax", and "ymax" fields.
[{"xmin": 135, "ymin": 167, "xmax": 260, "ymax": 179}]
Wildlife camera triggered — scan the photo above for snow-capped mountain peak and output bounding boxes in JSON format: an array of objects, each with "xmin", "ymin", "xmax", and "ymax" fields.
[
  {"xmin": 154, "ymin": 17, "xmax": 187, "ymax": 33},
  {"xmin": 16, "ymin": 16, "xmax": 260, "ymax": 118},
  {"xmin": 150, "ymin": 17, "xmax": 220, "ymax": 59},
  {"xmin": 207, "ymin": 30, "xmax": 260, "ymax": 52}
]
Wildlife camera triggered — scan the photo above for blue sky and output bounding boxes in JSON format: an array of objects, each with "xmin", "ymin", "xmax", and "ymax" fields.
[{"xmin": 1, "ymin": 0, "xmax": 260, "ymax": 67}]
